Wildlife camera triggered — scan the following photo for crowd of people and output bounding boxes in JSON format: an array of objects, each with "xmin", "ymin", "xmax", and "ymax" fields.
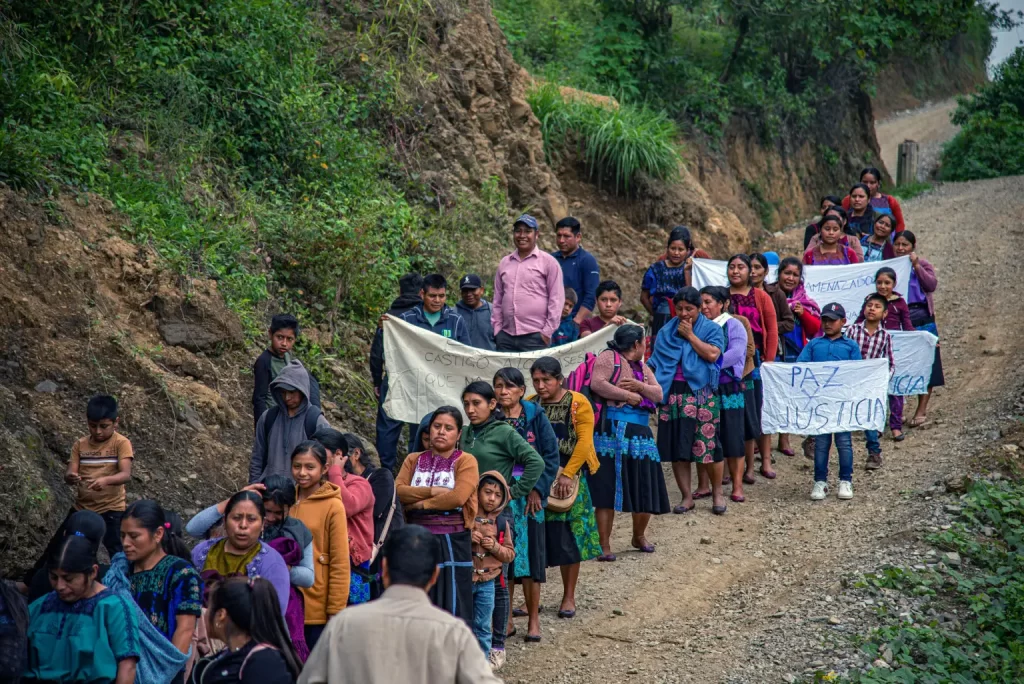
[{"xmin": 0, "ymin": 168, "xmax": 945, "ymax": 683}]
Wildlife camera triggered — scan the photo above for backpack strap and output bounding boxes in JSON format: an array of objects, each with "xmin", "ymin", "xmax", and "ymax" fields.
[
  {"xmin": 239, "ymin": 643, "xmax": 279, "ymax": 679},
  {"xmin": 260, "ymin": 406, "xmax": 280, "ymax": 447},
  {"xmin": 609, "ymin": 351, "xmax": 622, "ymax": 384},
  {"xmin": 369, "ymin": 486, "xmax": 397, "ymax": 565},
  {"xmin": 303, "ymin": 406, "xmax": 322, "ymax": 437}
]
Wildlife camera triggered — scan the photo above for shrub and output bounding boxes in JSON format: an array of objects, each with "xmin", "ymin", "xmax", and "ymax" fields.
[{"xmin": 528, "ymin": 83, "xmax": 681, "ymax": 193}]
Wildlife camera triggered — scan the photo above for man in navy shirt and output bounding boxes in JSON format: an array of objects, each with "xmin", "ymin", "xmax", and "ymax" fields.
[{"xmin": 551, "ymin": 217, "xmax": 600, "ymax": 326}]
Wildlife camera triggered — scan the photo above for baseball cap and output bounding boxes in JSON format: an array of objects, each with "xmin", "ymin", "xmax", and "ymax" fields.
[
  {"xmin": 275, "ymin": 382, "xmax": 298, "ymax": 392},
  {"xmin": 820, "ymin": 303, "xmax": 846, "ymax": 320},
  {"xmin": 513, "ymin": 214, "xmax": 539, "ymax": 231},
  {"xmin": 460, "ymin": 274, "xmax": 483, "ymax": 290}
]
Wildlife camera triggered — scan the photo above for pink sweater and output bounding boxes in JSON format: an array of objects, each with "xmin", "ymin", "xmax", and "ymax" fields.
[{"xmin": 327, "ymin": 465, "xmax": 376, "ymax": 565}]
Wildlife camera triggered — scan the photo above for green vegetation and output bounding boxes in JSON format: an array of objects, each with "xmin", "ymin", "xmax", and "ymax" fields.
[
  {"xmin": 890, "ymin": 182, "xmax": 934, "ymax": 201},
  {"xmin": 848, "ymin": 479, "xmax": 1024, "ymax": 683},
  {"xmin": 495, "ymin": 0, "xmax": 1006, "ymax": 140},
  {"xmin": 941, "ymin": 47, "xmax": 1024, "ymax": 181},
  {"xmin": 0, "ymin": 0, "xmax": 506, "ymax": 344},
  {"xmin": 527, "ymin": 84, "xmax": 681, "ymax": 192}
]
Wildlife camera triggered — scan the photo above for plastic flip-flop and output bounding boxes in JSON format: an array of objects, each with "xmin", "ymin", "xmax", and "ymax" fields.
[
  {"xmin": 730, "ymin": 494, "xmax": 745, "ymax": 503},
  {"xmin": 557, "ymin": 609, "xmax": 576, "ymax": 619},
  {"xmin": 692, "ymin": 490, "xmax": 712, "ymax": 500},
  {"xmin": 759, "ymin": 469, "xmax": 777, "ymax": 480},
  {"xmin": 712, "ymin": 505, "xmax": 727, "ymax": 516},
  {"xmin": 672, "ymin": 503, "xmax": 695, "ymax": 514},
  {"xmin": 597, "ymin": 553, "xmax": 617, "ymax": 562}
]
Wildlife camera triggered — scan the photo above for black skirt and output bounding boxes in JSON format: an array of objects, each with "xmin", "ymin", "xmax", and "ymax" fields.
[
  {"xmin": 742, "ymin": 374, "xmax": 763, "ymax": 440},
  {"xmin": 908, "ymin": 305, "xmax": 945, "ymax": 389},
  {"xmin": 718, "ymin": 378, "xmax": 747, "ymax": 459},
  {"xmin": 428, "ymin": 529, "xmax": 474, "ymax": 625},
  {"xmin": 590, "ymin": 408, "xmax": 670, "ymax": 513}
]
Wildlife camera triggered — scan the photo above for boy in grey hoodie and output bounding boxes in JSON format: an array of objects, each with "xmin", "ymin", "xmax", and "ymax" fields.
[
  {"xmin": 250, "ymin": 360, "xmax": 330, "ymax": 482},
  {"xmin": 456, "ymin": 274, "xmax": 496, "ymax": 351}
]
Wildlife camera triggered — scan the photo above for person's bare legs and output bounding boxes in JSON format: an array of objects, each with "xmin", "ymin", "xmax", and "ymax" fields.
[
  {"xmin": 727, "ymin": 456, "xmax": 745, "ymax": 499},
  {"xmin": 694, "ymin": 462, "xmax": 711, "ymax": 496},
  {"xmin": 744, "ymin": 439, "xmax": 757, "ymax": 481},
  {"xmin": 912, "ymin": 389, "xmax": 933, "ymax": 425},
  {"xmin": 595, "ymin": 508, "xmax": 615, "ymax": 556},
  {"xmin": 560, "ymin": 564, "xmax": 580, "ymax": 614},
  {"xmin": 758, "ymin": 435, "xmax": 775, "ymax": 476},
  {"xmin": 631, "ymin": 513, "xmax": 652, "ymax": 549},
  {"xmin": 672, "ymin": 461, "xmax": 693, "ymax": 509},
  {"xmin": 778, "ymin": 433, "xmax": 792, "ymax": 454},
  {"xmin": 709, "ymin": 461, "xmax": 726, "ymax": 508},
  {"xmin": 522, "ymin": 578, "xmax": 542, "ymax": 636}
]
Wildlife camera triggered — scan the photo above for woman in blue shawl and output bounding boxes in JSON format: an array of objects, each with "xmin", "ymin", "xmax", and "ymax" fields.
[{"xmin": 649, "ymin": 287, "xmax": 727, "ymax": 515}]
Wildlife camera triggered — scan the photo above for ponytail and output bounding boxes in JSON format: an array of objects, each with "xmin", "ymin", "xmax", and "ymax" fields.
[
  {"xmin": 209, "ymin": 577, "xmax": 301, "ymax": 678},
  {"xmin": 124, "ymin": 499, "xmax": 192, "ymax": 560}
]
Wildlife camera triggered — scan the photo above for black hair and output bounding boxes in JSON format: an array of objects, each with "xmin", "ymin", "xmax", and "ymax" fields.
[
  {"xmin": 341, "ymin": 433, "xmax": 370, "ymax": 469},
  {"xmin": 850, "ymin": 182, "xmax": 871, "ymax": 197},
  {"xmin": 261, "ymin": 474, "xmax": 297, "ymax": 509},
  {"xmin": 290, "ymin": 439, "xmax": 328, "ymax": 467},
  {"xmin": 422, "ymin": 274, "xmax": 448, "ymax": 292},
  {"xmin": 823, "ymin": 206, "xmax": 847, "ymax": 224},
  {"xmin": 462, "ymin": 381, "xmax": 496, "ymax": 404},
  {"xmin": 821, "ymin": 194, "xmax": 842, "ymax": 207},
  {"xmin": 398, "ymin": 273, "xmax": 424, "ymax": 296},
  {"xmin": 427, "ymin": 405, "xmax": 464, "ymax": 434},
  {"xmin": 49, "ymin": 535, "xmax": 98, "ymax": 575},
  {"xmin": 564, "ymin": 287, "xmax": 578, "ymax": 305},
  {"xmin": 86, "ymin": 395, "xmax": 118, "ymax": 422},
  {"xmin": 749, "ymin": 252, "xmax": 769, "ymax": 271},
  {"xmin": 595, "ymin": 280, "xmax": 622, "ymax": 300},
  {"xmin": 209, "ymin": 577, "xmax": 302, "ymax": 678},
  {"xmin": 667, "ymin": 225, "xmax": 693, "ymax": 249},
  {"xmin": 699, "ymin": 285, "xmax": 730, "ymax": 305},
  {"xmin": 860, "ymin": 167, "xmax": 883, "ymax": 185},
  {"xmin": 873, "ymin": 213, "xmax": 894, "ymax": 230},
  {"xmin": 778, "ymin": 257, "xmax": 805, "ymax": 281},
  {"xmin": 555, "ymin": 217, "xmax": 581, "ymax": 234},
  {"xmin": 124, "ymin": 499, "xmax": 191, "ymax": 561},
  {"xmin": 863, "ymin": 292, "xmax": 889, "ymax": 309},
  {"xmin": 819, "ymin": 214, "xmax": 843, "ymax": 230},
  {"xmin": 672, "ymin": 286, "xmax": 702, "ymax": 308},
  {"xmin": 493, "ymin": 367, "xmax": 526, "ymax": 389},
  {"xmin": 894, "ymin": 230, "xmax": 916, "ymax": 247},
  {"xmin": 269, "ymin": 314, "xmax": 299, "ymax": 336},
  {"xmin": 66, "ymin": 510, "xmax": 106, "ymax": 547},
  {"xmin": 383, "ymin": 525, "xmax": 442, "ymax": 588},
  {"xmin": 607, "ymin": 324, "xmax": 645, "ymax": 353},
  {"xmin": 875, "ymin": 266, "xmax": 898, "ymax": 285},
  {"xmin": 225, "ymin": 490, "xmax": 266, "ymax": 519},
  {"xmin": 529, "ymin": 356, "xmax": 563, "ymax": 380},
  {"xmin": 311, "ymin": 427, "xmax": 348, "ymax": 457},
  {"xmin": 726, "ymin": 254, "xmax": 753, "ymax": 286}
]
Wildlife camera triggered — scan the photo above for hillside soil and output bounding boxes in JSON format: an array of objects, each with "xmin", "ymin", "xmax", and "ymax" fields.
[
  {"xmin": 500, "ymin": 128, "xmax": 1024, "ymax": 682},
  {"xmin": 875, "ymin": 99, "xmax": 960, "ymax": 181}
]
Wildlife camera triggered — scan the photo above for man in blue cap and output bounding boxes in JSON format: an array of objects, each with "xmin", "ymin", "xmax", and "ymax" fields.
[{"xmin": 491, "ymin": 214, "xmax": 565, "ymax": 352}]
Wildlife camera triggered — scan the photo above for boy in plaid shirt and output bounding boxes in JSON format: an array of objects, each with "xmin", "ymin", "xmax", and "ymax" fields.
[{"xmin": 845, "ymin": 293, "xmax": 895, "ymax": 470}]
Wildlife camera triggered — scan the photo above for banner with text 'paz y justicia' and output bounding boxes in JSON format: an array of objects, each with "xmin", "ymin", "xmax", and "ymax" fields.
[
  {"xmin": 760, "ymin": 358, "xmax": 890, "ymax": 436},
  {"xmin": 691, "ymin": 256, "xmax": 912, "ymax": 320},
  {"xmin": 381, "ymin": 317, "xmax": 619, "ymax": 424},
  {"xmin": 889, "ymin": 330, "xmax": 939, "ymax": 396}
]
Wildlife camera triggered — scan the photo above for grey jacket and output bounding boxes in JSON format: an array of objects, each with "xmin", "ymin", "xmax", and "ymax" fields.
[
  {"xmin": 455, "ymin": 299, "xmax": 496, "ymax": 350},
  {"xmin": 250, "ymin": 360, "xmax": 330, "ymax": 483}
]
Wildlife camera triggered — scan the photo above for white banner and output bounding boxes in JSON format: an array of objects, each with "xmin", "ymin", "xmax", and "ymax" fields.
[
  {"xmin": 381, "ymin": 317, "xmax": 619, "ymax": 424},
  {"xmin": 760, "ymin": 359, "xmax": 890, "ymax": 435},
  {"xmin": 889, "ymin": 330, "xmax": 939, "ymax": 396},
  {"xmin": 691, "ymin": 256, "xmax": 913, "ymax": 321}
]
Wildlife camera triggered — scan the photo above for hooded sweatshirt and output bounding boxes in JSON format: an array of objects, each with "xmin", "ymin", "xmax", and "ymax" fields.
[
  {"xmin": 290, "ymin": 480, "xmax": 350, "ymax": 624},
  {"xmin": 459, "ymin": 419, "xmax": 544, "ymax": 501},
  {"xmin": 369, "ymin": 293, "xmax": 423, "ymax": 390},
  {"xmin": 472, "ymin": 471, "xmax": 514, "ymax": 582},
  {"xmin": 327, "ymin": 465, "xmax": 376, "ymax": 565},
  {"xmin": 455, "ymin": 299, "xmax": 496, "ymax": 350},
  {"xmin": 249, "ymin": 360, "xmax": 330, "ymax": 483}
]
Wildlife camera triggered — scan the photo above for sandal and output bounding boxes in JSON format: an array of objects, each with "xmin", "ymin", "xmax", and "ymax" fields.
[
  {"xmin": 712, "ymin": 505, "xmax": 727, "ymax": 516},
  {"xmin": 597, "ymin": 552, "xmax": 617, "ymax": 562},
  {"xmin": 780, "ymin": 448, "xmax": 795, "ymax": 457},
  {"xmin": 512, "ymin": 607, "xmax": 527, "ymax": 618},
  {"xmin": 730, "ymin": 494, "xmax": 745, "ymax": 503},
  {"xmin": 909, "ymin": 416, "xmax": 929, "ymax": 428},
  {"xmin": 672, "ymin": 503, "xmax": 695, "ymax": 514},
  {"xmin": 525, "ymin": 634, "xmax": 542, "ymax": 643},
  {"xmin": 722, "ymin": 474, "xmax": 732, "ymax": 485},
  {"xmin": 692, "ymin": 490, "xmax": 712, "ymax": 500},
  {"xmin": 742, "ymin": 474, "xmax": 756, "ymax": 485},
  {"xmin": 507, "ymin": 627, "xmax": 518, "ymax": 638},
  {"xmin": 631, "ymin": 538, "xmax": 655, "ymax": 553},
  {"xmin": 892, "ymin": 431, "xmax": 905, "ymax": 442},
  {"xmin": 557, "ymin": 609, "xmax": 576, "ymax": 619},
  {"xmin": 759, "ymin": 469, "xmax": 777, "ymax": 480}
]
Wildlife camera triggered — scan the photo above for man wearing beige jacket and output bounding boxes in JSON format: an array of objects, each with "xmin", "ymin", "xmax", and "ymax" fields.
[{"xmin": 299, "ymin": 525, "xmax": 502, "ymax": 683}]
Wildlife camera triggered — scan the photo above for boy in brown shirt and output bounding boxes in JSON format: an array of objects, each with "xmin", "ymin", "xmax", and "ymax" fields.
[{"xmin": 64, "ymin": 394, "xmax": 134, "ymax": 555}]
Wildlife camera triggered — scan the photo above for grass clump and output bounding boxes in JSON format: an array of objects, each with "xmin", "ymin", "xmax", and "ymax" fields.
[
  {"xmin": 890, "ymin": 182, "xmax": 933, "ymax": 201},
  {"xmin": 528, "ymin": 83, "xmax": 680, "ymax": 193}
]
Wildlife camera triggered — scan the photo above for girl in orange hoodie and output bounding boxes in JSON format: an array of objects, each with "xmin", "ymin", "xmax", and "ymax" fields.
[
  {"xmin": 289, "ymin": 440, "xmax": 349, "ymax": 651},
  {"xmin": 312, "ymin": 428, "xmax": 376, "ymax": 607}
]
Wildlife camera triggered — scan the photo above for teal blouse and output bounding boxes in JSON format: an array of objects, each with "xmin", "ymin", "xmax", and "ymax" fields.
[{"xmin": 26, "ymin": 588, "xmax": 139, "ymax": 683}]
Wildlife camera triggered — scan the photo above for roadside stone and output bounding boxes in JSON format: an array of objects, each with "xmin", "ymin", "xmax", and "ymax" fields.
[
  {"xmin": 612, "ymin": 608, "xmax": 624, "ymax": 616},
  {"xmin": 943, "ymin": 552, "xmax": 962, "ymax": 567},
  {"xmin": 873, "ymin": 659, "xmax": 891, "ymax": 669},
  {"xmin": 827, "ymin": 616, "xmax": 841, "ymax": 625},
  {"xmin": 700, "ymin": 536, "xmax": 712, "ymax": 545},
  {"xmin": 34, "ymin": 380, "xmax": 58, "ymax": 393}
]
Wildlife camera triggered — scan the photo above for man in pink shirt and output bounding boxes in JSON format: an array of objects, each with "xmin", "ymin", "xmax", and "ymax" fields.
[{"xmin": 492, "ymin": 214, "xmax": 566, "ymax": 352}]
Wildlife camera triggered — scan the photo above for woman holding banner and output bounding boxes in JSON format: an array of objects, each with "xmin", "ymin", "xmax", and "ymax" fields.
[
  {"xmin": 750, "ymin": 253, "xmax": 795, "ymax": 354},
  {"xmin": 650, "ymin": 287, "xmax": 727, "ymax": 514},
  {"xmin": 775, "ymin": 257, "xmax": 822, "ymax": 458},
  {"xmin": 727, "ymin": 255, "xmax": 778, "ymax": 482},
  {"xmin": 588, "ymin": 325, "xmax": 670, "ymax": 555},
  {"xmin": 892, "ymin": 231, "xmax": 944, "ymax": 426}
]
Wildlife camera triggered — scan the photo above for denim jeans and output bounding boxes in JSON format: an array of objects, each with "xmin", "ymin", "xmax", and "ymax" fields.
[
  {"xmin": 864, "ymin": 430, "xmax": 881, "ymax": 455},
  {"xmin": 814, "ymin": 431, "xmax": 853, "ymax": 483},
  {"xmin": 471, "ymin": 579, "xmax": 497, "ymax": 653},
  {"xmin": 375, "ymin": 381, "xmax": 413, "ymax": 473},
  {"xmin": 491, "ymin": 564, "xmax": 509, "ymax": 650}
]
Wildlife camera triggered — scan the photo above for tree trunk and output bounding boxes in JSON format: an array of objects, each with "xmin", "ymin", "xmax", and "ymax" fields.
[{"xmin": 719, "ymin": 14, "xmax": 750, "ymax": 83}]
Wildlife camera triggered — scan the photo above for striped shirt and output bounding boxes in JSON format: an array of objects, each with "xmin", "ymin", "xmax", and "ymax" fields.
[
  {"xmin": 845, "ymin": 323, "xmax": 894, "ymax": 371},
  {"xmin": 71, "ymin": 432, "xmax": 133, "ymax": 513}
]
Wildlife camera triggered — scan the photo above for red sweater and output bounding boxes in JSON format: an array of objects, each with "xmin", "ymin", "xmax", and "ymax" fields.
[{"xmin": 327, "ymin": 465, "xmax": 376, "ymax": 565}]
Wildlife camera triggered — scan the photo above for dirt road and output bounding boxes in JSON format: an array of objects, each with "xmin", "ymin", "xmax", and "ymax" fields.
[
  {"xmin": 500, "ymin": 125, "xmax": 1024, "ymax": 682},
  {"xmin": 875, "ymin": 99, "xmax": 960, "ymax": 181}
]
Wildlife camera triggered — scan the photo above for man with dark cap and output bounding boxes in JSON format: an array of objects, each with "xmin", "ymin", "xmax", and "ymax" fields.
[
  {"xmin": 455, "ymin": 273, "xmax": 496, "ymax": 350},
  {"xmin": 491, "ymin": 214, "xmax": 565, "ymax": 352}
]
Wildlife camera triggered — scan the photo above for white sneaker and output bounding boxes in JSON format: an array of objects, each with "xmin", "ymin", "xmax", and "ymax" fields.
[
  {"xmin": 838, "ymin": 480, "xmax": 853, "ymax": 500},
  {"xmin": 489, "ymin": 649, "xmax": 506, "ymax": 671},
  {"xmin": 810, "ymin": 481, "xmax": 829, "ymax": 500}
]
